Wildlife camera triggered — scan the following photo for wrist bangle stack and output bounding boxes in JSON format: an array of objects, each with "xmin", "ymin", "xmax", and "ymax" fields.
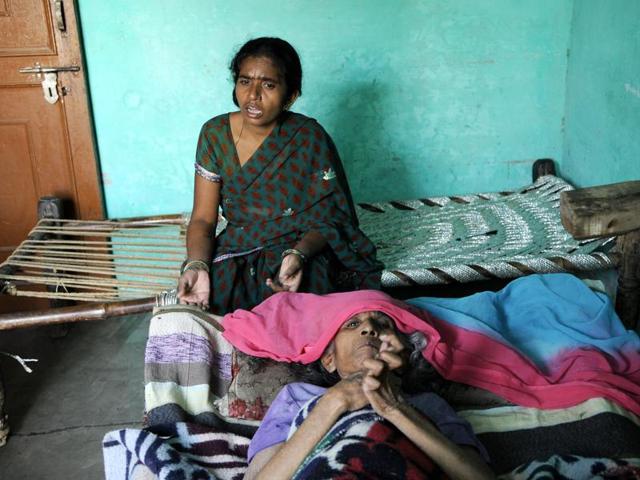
[
  {"xmin": 281, "ymin": 248, "xmax": 307, "ymax": 263},
  {"xmin": 180, "ymin": 259, "xmax": 210, "ymax": 275}
]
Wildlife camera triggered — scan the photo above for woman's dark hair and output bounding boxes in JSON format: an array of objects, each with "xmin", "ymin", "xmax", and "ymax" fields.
[
  {"xmin": 229, "ymin": 37, "xmax": 302, "ymax": 107},
  {"xmin": 290, "ymin": 357, "xmax": 341, "ymax": 388}
]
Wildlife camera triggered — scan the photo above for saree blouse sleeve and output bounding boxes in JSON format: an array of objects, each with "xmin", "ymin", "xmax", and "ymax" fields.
[{"xmin": 194, "ymin": 117, "xmax": 223, "ymax": 184}]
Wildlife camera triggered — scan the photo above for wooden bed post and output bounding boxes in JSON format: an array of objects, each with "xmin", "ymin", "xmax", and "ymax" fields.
[
  {"xmin": 616, "ymin": 230, "xmax": 640, "ymax": 329},
  {"xmin": 560, "ymin": 180, "xmax": 640, "ymax": 330}
]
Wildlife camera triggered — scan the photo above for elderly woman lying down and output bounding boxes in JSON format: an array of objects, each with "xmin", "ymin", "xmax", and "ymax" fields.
[
  {"xmin": 241, "ymin": 309, "xmax": 494, "ymax": 480},
  {"xmin": 114, "ymin": 276, "xmax": 640, "ymax": 479}
]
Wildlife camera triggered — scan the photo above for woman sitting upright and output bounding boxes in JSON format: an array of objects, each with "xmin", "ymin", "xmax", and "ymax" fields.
[{"xmin": 178, "ymin": 37, "xmax": 382, "ymax": 313}]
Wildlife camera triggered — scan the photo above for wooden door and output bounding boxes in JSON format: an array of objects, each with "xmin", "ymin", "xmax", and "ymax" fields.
[{"xmin": 0, "ymin": 0, "xmax": 103, "ymax": 311}]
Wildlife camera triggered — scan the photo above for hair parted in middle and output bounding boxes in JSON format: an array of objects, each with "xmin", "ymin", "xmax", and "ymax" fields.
[{"xmin": 229, "ymin": 37, "xmax": 303, "ymax": 107}]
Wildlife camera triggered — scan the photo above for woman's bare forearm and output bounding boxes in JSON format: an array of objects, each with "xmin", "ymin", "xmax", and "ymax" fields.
[
  {"xmin": 387, "ymin": 404, "xmax": 495, "ymax": 480},
  {"xmin": 294, "ymin": 230, "xmax": 327, "ymax": 258},
  {"xmin": 254, "ymin": 393, "xmax": 345, "ymax": 480},
  {"xmin": 186, "ymin": 175, "xmax": 220, "ymax": 262},
  {"xmin": 186, "ymin": 218, "xmax": 216, "ymax": 262}
]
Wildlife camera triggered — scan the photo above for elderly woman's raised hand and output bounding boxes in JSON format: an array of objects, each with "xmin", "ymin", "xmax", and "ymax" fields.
[
  {"xmin": 377, "ymin": 332, "xmax": 407, "ymax": 370},
  {"xmin": 361, "ymin": 334, "xmax": 406, "ymax": 419},
  {"xmin": 324, "ymin": 373, "xmax": 370, "ymax": 413}
]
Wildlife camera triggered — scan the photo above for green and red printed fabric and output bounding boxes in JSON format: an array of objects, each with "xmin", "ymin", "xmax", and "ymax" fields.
[{"xmin": 195, "ymin": 112, "xmax": 382, "ymax": 314}]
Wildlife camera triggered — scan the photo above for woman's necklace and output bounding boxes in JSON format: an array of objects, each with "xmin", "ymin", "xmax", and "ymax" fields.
[{"xmin": 234, "ymin": 119, "xmax": 245, "ymax": 147}]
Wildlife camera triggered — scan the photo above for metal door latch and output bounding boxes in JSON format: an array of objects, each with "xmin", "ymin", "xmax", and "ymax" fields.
[
  {"xmin": 41, "ymin": 72, "xmax": 59, "ymax": 104},
  {"xmin": 18, "ymin": 63, "xmax": 80, "ymax": 105},
  {"xmin": 19, "ymin": 64, "xmax": 80, "ymax": 75}
]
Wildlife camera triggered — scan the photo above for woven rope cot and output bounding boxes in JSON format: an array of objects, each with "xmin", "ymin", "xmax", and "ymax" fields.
[
  {"xmin": 0, "ymin": 215, "xmax": 187, "ymax": 303},
  {"xmin": 0, "ymin": 175, "xmax": 616, "ymax": 305},
  {"xmin": 356, "ymin": 175, "xmax": 616, "ymax": 287}
]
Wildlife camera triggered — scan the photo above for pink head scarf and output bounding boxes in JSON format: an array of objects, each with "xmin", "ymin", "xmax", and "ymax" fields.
[
  {"xmin": 222, "ymin": 290, "xmax": 440, "ymax": 364},
  {"xmin": 221, "ymin": 289, "xmax": 640, "ymax": 416}
]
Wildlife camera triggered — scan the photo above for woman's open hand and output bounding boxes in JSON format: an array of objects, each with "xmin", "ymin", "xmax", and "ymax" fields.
[
  {"xmin": 177, "ymin": 269, "xmax": 210, "ymax": 310},
  {"xmin": 266, "ymin": 254, "xmax": 304, "ymax": 292}
]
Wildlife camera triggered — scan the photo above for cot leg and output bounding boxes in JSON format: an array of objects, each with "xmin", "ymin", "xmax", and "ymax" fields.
[
  {"xmin": 38, "ymin": 197, "xmax": 72, "ymax": 338},
  {"xmin": 616, "ymin": 230, "xmax": 640, "ymax": 330}
]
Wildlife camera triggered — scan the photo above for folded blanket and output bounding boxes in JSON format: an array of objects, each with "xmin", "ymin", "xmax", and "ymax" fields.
[
  {"xmin": 458, "ymin": 397, "xmax": 640, "ymax": 474},
  {"xmin": 222, "ymin": 274, "xmax": 640, "ymax": 416},
  {"xmin": 144, "ymin": 307, "xmax": 260, "ymax": 436}
]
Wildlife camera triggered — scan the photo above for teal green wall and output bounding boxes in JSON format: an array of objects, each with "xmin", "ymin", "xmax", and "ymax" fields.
[
  {"xmin": 563, "ymin": 0, "xmax": 640, "ymax": 187},
  {"xmin": 78, "ymin": 1, "xmax": 573, "ymax": 218}
]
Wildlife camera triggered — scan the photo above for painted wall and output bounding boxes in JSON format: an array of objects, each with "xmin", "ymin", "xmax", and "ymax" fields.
[
  {"xmin": 562, "ymin": 0, "xmax": 640, "ymax": 187},
  {"xmin": 78, "ymin": 1, "xmax": 572, "ymax": 217}
]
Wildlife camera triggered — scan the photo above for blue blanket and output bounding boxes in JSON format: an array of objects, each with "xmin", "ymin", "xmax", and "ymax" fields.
[{"xmin": 408, "ymin": 273, "xmax": 639, "ymax": 372}]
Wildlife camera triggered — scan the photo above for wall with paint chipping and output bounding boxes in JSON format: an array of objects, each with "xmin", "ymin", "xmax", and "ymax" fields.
[
  {"xmin": 562, "ymin": 0, "xmax": 640, "ymax": 187},
  {"xmin": 78, "ymin": 1, "xmax": 573, "ymax": 217}
]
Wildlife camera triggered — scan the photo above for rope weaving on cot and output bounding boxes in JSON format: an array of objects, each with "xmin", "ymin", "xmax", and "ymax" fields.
[
  {"xmin": 356, "ymin": 174, "xmax": 615, "ymax": 286},
  {"xmin": 0, "ymin": 175, "xmax": 616, "ymax": 302},
  {"xmin": 0, "ymin": 216, "xmax": 187, "ymax": 302}
]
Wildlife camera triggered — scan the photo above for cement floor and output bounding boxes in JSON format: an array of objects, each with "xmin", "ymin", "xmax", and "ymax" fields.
[{"xmin": 0, "ymin": 313, "xmax": 150, "ymax": 479}]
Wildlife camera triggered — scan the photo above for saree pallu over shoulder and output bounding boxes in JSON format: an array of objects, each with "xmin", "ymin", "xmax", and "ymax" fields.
[{"xmin": 195, "ymin": 112, "xmax": 382, "ymax": 312}]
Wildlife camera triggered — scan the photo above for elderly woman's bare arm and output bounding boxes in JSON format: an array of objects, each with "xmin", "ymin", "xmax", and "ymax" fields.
[
  {"xmin": 244, "ymin": 376, "xmax": 367, "ymax": 480},
  {"xmin": 385, "ymin": 403, "xmax": 495, "ymax": 480},
  {"xmin": 245, "ymin": 396, "xmax": 340, "ymax": 480},
  {"xmin": 362, "ymin": 356, "xmax": 495, "ymax": 480},
  {"xmin": 243, "ymin": 444, "xmax": 283, "ymax": 480}
]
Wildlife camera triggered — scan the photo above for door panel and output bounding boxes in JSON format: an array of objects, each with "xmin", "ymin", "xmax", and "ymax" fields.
[
  {"xmin": 0, "ymin": 0, "xmax": 103, "ymax": 312},
  {"xmin": 1, "ymin": 86, "xmax": 77, "ymax": 216},
  {"xmin": 0, "ymin": 0, "xmax": 56, "ymax": 56},
  {"xmin": 0, "ymin": 121, "xmax": 40, "ymax": 249}
]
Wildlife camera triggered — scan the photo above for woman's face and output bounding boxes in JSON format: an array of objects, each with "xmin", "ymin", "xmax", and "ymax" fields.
[
  {"xmin": 235, "ymin": 56, "xmax": 290, "ymax": 131},
  {"xmin": 321, "ymin": 311, "xmax": 400, "ymax": 378}
]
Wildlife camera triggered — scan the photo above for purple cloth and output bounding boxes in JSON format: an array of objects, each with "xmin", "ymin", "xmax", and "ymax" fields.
[
  {"xmin": 248, "ymin": 383, "xmax": 325, "ymax": 461},
  {"xmin": 145, "ymin": 333, "xmax": 213, "ymax": 364},
  {"xmin": 247, "ymin": 382, "xmax": 489, "ymax": 463}
]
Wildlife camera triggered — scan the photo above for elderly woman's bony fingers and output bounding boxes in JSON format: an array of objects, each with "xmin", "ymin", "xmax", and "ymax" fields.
[
  {"xmin": 377, "ymin": 350, "xmax": 404, "ymax": 370},
  {"xmin": 362, "ymin": 375, "xmax": 381, "ymax": 391},
  {"xmin": 378, "ymin": 333, "xmax": 405, "ymax": 353},
  {"xmin": 362, "ymin": 358, "xmax": 385, "ymax": 376}
]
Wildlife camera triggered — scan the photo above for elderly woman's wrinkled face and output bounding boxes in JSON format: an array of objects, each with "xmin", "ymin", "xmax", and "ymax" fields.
[{"xmin": 321, "ymin": 311, "xmax": 401, "ymax": 378}]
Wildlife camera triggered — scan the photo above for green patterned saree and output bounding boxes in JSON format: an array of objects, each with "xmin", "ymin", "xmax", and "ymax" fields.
[{"xmin": 195, "ymin": 112, "xmax": 382, "ymax": 314}]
